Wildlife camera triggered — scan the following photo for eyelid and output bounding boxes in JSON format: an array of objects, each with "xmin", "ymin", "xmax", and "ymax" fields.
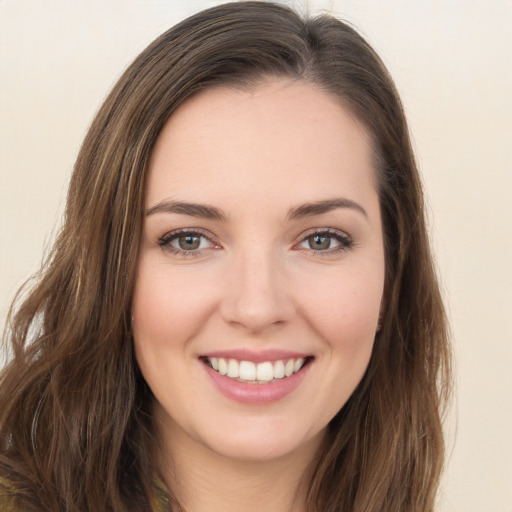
[
  {"xmin": 156, "ymin": 226, "xmax": 353, "ymax": 257},
  {"xmin": 293, "ymin": 227, "xmax": 353, "ymax": 253},
  {"xmin": 158, "ymin": 228, "xmax": 221, "ymax": 256}
]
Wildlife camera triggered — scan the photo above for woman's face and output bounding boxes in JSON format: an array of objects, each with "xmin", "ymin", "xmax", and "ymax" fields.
[{"xmin": 132, "ymin": 80, "xmax": 385, "ymax": 462}]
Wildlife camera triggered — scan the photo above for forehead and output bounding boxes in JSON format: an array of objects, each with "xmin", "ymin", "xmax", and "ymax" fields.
[{"xmin": 146, "ymin": 79, "xmax": 377, "ymax": 214}]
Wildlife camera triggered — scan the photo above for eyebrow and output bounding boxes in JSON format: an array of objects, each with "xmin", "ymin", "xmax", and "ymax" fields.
[
  {"xmin": 146, "ymin": 197, "xmax": 367, "ymax": 222},
  {"xmin": 146, "ymin": 200, "xmax": 227, "ymax": 221},
  {"xmin": 286, "ymin": 198, "xmax": 368, "ymax": 220}
]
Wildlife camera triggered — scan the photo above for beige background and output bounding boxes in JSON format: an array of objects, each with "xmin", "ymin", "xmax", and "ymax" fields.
[{"xmin": 1, "ymin": 1, "xmax": 511, "ymax": 511}]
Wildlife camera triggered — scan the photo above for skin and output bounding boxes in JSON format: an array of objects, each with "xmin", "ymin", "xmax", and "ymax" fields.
[{"xmin": 132, "ymin": 79, "xmax": 385, "ymax": 512}]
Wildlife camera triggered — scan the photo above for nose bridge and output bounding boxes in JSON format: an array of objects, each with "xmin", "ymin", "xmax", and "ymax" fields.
[{"xmin": 220, "ymin": 242, "xmax": 294, "ymax": 333}]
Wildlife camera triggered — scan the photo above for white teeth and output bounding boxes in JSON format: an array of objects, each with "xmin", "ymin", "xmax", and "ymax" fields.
[
  {"xmin": 227, "ymin": 359, "xmax": 239, "ymax": 378},
  {"xmin": 207, "ymin": 356, "xmax": 308, "ymax": 382},
  {"xmin": 294, "ymin": 358, "xmax": 305, "ymax": 372},
  {"xmin": 284, "ymin": 359, "xmax": 294, "ymax": 377},
  {"xmin": 239, "ymin": 361, "xmax": 256, "ymax": 380},
  {"xmin": 218, "ymin": 358, "xmax": 227, "ymax": 376},
  {"xmin": 273, "ymin": 360, "xmax": 285, "ymax": 379},
  {"xmin": 256, "ymin": 361, "xmax": 274, "ymax": 382}
]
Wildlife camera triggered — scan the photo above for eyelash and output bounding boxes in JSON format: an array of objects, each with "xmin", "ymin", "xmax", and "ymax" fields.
[
  {"xmin": 158, "ymin": 228, "xmax": 218, "ymax": 258},
  {"xmin": 157, "ymin": 228, "xmax": 353, "ymax": 257},
  {"xmin": 296, "ymin": 229, "xmax": 353, "ymax": 255}
]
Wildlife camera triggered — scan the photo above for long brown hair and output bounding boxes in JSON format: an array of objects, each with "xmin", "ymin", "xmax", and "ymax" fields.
[{"xmin": 0, "ymin": 2, "xmax": 451, "ymax": 511}]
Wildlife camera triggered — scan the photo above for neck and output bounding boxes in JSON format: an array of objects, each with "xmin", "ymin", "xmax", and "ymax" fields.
[{"xmin": 156, "ymin": 416, "xmax": 323, "ymax": 512}]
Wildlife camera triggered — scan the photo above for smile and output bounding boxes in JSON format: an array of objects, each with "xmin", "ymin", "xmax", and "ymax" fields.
[
  {"xmin": 203, "ymin": 356, "xmax": 310, "ymax": 384},
  {"xmin": 200, "ymin": 353, "xmax": 314, "ymax": 404}
]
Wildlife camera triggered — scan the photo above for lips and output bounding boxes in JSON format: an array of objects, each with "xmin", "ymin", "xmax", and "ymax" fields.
[{"xmin": 199, "ymin": 351, "xmax": 313, "ymax": 404}]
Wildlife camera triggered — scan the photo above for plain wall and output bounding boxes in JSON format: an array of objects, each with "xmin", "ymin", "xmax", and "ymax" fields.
[{"xmin": 1, "ymin": 1, "xmax": 511, "ymax": 511}]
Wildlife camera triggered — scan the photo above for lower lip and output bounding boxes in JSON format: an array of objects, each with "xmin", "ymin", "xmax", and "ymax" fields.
[{"xmin": 203, "ymin": 361, "xmax": 311, "ymax": 404}]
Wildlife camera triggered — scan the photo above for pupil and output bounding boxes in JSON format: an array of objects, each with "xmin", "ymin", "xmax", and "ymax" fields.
[
  {"xmin": 310, "ymin": 234, "xmax": 330, "ymax": 250},
  {"xmin": 179, "ymin": 235, "xmax": 200, "ymax": 250}
]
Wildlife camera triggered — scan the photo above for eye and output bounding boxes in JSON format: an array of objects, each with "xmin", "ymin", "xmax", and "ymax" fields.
[
  {"xmin": 175, "ymin": 234, "xmax": 204, "ymax": 251},
  {"xmin": 158, "ymin": 229, "xmax": 218, "ymax": 256},
  {"xmin": 296, "ymin": 229, "xmax": 352, "ymax": 253}
]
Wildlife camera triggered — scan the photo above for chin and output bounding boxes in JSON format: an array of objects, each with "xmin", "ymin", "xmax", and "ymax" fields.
[{"xmin": 195, "ymin": 418, "xmax": 326, "ymax": 463}]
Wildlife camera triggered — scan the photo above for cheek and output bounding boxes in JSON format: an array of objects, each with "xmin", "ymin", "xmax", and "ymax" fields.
[
  {"xmin": 291, "ymin": 266, "xmax": 383, "ymax": 427},
  {"xmin": 132, "ymin": 257, "xmax": 220, "ymax": 346},
  {"xmin": 298, "ymin": 266, "xmax": 383, "ymax": 346},
  {"xmin": 130, "ymin": 258, "xmax": 221, "ymax": 407}
]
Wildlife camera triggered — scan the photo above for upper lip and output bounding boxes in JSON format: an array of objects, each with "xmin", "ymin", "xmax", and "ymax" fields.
[{"xmin": 200, "ymin": 349, "xmax": 312, "ymax": 364}]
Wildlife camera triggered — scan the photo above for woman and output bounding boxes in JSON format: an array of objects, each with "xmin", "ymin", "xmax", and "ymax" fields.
[{"xmin": 0, "ymin": 2, "xmax": 451, "ymax": 511}]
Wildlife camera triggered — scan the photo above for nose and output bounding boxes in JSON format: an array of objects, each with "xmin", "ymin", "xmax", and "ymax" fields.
[{"xmin": 219, "ymin": 249, "xmax": 295, "ymax": 334}]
